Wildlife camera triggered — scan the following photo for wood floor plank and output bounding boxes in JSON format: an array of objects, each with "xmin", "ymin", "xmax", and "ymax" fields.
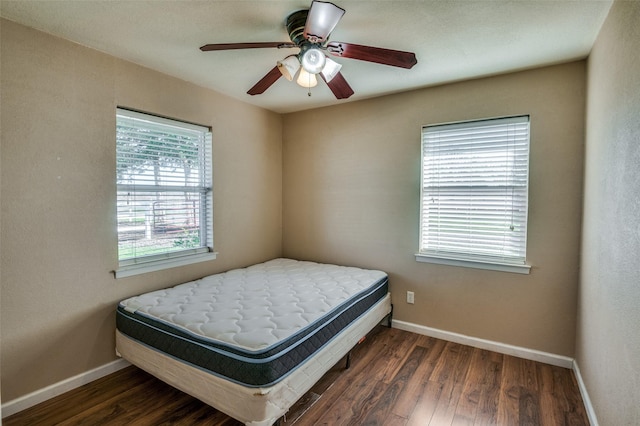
[
  {"xmin": 497, "ymin": 354, "xmax": 522, "ymax": 425},
  {"xmin": 537, "ymin": 362, "xmax": 568, "ymax": 425},
  {"xmin": 405, "ymin": 379, "xmax": 444, "ymax": 426},
  {"xmin": 360, "ymin": 346, "xmax": 428, "ymax": 424},
  {"xmin": 384, "ymin": 412, "xmax": 409, "ymax": 426},
  {"xmin": 296, "ymin": 326, "xmax": 400, "ymax": 425},
  {"xmin": 129, "ymin": 386, "xmax": 236, "ymax": 426},
  {"xmin": 519, "ymin": 387, "xmax": 542, "ymax": 426},
  {"xmin": 426, "ymin": 341, "xmax": 474, "ymax": 425},
  {"xmin": 5, "ymin": 326, "xmax": 590, "ymax": 426},
  {"xmin": 549, "ymin": 364, "xmax": 590, "ymax": 425},
  {"xmin": 520, "ymin": 358, "xmax": 541, "ymax": 392},
  {"xmin": 430, "ymin": 341, "xmax": 473, "ymax": 385},
  {"xmin": 343, "ymin": 383, "xmax": 390, "ymax": 426},
  {"xmin": 392, "ymin": 337, "xmax": 446, "ymax": 419},
  {"xmin": 379, "ymin": 328, "xmax": 420, "ymax": 384},
  {"xmin": 428, "ymin": 381, "xmax": 465, "ymax": 425},
  {"xmin": 453, "ymin": 348, "xmax": 491, "ymax": 425},
  {"xmin": 472, "ymin": 350, "xmax": 503, "ymax": 426},
  {"xmin": 314, "ymin": 377, "xmax": 386, "ymax": 426},
  {"xmin": 56, "ymin": 376, "xmax": 197, "ymax": 426},
  {"xmin": 3, "ymin": 366, "xmax": 154, "ymax": 426}
]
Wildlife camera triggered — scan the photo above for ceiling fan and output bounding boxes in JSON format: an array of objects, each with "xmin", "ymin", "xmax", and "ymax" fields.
[{"xmin": 200, "ymin": 0, "xmax": 418, "ymax": 99}]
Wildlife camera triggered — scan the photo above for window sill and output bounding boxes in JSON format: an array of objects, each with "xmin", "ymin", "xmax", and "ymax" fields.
[
  {"xmin": 415, "ymin": 253, "xmax": 531, "ymax": 275},
  {"xmin": 115, "ymin": 251, "xmax": 217, "ymax": 279}
]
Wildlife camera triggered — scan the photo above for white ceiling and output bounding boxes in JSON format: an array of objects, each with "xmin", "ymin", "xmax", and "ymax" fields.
[{"xmin": 1, "ymin": 0, "xmax": 613, "ymax": 114}]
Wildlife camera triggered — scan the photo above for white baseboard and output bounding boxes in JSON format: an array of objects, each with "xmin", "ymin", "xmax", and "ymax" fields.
[
  {"xmin": 392, "ymin": 319, "xmax": 574, "ymax": 369},
  {"xmin": 572, "ymin": 359, "xmax": 599, "ymax": 426},
  {"xmin": 1, "ymin": 358, "xmax": 130, "ymax": 418}
]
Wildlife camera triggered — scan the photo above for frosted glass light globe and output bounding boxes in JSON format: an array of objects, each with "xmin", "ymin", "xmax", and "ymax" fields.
[{"xmin": 300, "ymin": 48, "xmax": 326, "ymax": 74}]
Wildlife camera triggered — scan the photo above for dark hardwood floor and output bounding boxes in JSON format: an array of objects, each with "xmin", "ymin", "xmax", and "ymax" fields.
[{"xmin": 4, "ymin": 326, "xmax": 589, "ymax": 425}]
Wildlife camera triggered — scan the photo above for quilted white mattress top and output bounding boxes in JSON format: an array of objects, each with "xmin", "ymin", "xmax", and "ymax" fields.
[{"xmin": 119, "ymin": 258, "xmax": 387, "ymax": 352}]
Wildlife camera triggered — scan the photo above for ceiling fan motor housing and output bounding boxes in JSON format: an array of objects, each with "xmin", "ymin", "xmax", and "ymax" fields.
[{"xmin": 286, "ymin": 10, "xmax": 310, "ymax": 46}]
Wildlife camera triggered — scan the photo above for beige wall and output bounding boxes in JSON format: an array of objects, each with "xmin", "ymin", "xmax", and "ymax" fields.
[
  {"xmin": 283, "ymin": 62, "xmax": 586, "ymax": 356},
  {"xmin": 0, "ymin": 17, "xmax": 3, "ymax": 418},
  {"xmin": 0, "ymin": 19, "xmax": 283, "ymax": 401},
  {"xmin": 578, "ymin": 0, "xmax": 640, "ymax": 424}
]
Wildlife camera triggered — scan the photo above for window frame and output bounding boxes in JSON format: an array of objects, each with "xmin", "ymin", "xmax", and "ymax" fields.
[
  {"xmin": 415, "ymin": 115, "xmax": 531, "ymax": 274},
  {"xmin": 114, "ymin": 108, "xmax": 216, "ymax": 278}
]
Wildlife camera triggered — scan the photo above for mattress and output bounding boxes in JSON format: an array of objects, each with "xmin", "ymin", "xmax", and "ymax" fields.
[{"xmin": 116, "ymin": 258, "xmax": 389, "ymax": 388}]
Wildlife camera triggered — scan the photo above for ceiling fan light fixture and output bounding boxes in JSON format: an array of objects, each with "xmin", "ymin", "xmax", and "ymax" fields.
[
  {"xmin": 200, "ymin": 1, "xmax": 417, "ymax": 99},
  {"xmin": 320, "ymin": 56, "xmax": 342, "ymax": 82},
  {"xmin": 300, "ymin": 47, "xmax": 326, "ymax": 74},
  {"xmin": 277, "ymin": 55, "xmax": 300, "ymax": 81},
  {"xmin": 296, "ymin": 68, "xmax": 318, "ymax": 88}
]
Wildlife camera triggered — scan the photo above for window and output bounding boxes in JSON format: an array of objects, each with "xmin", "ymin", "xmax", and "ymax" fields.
[
  {"xmin": 416, "ymin": 115, "xmax": 531, "ymax": 274},
  {"xmin": 115, "ymin": 108, "xmax": 214, "ymax": 278}
]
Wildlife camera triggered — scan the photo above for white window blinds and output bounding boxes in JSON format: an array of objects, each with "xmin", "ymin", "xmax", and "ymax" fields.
[
  {"xmin": 419, "ymin": 115, "xmax": 530, "ymax": 266},
  {"xmin": 116, "ymin": 108, "xmax": 213, "ymax": 266}
]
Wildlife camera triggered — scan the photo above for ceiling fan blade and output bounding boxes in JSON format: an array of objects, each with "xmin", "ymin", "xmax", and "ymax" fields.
[
  {"xmin": 304, "ymin": 1, "xmax": 345, "ymax": 43},
  {"xmin": 200, "ymin": 42, "xmax": 296, "ymax": 51},
  {"xmin": 326, "ymin": 41, "xmax": 417, "ymax": 69},
  {"xmin": 320, "ymin": 72, "xmax": 354, "ymax": 99},
  {"xmin": 247, "ymin": 66, "xmax": 282, "ymax": 95}
]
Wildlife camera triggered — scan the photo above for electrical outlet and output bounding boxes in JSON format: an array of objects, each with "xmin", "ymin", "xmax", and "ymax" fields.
[{"xmin": 407, "ymin": 291, "xmax": 415, "ymax": 304}]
